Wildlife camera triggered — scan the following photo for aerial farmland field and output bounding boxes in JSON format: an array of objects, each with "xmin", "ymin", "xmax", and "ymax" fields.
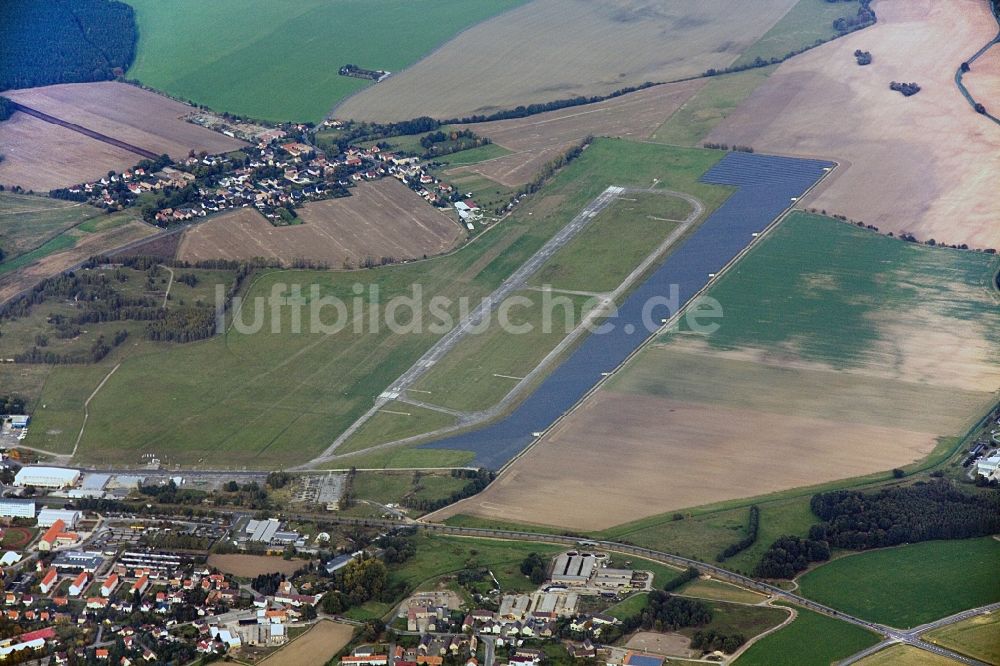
[
  {"xmin": 798, "ymin": 537, "xmax": 1000, "ymax": 628},
  {"xmin": 335, "ymin": 0, "xmax": 800, "ymax": 121},
  {"xmin": 177, "ymin": 179, "xmax": 464, "ymax": 267},
  {"xmin": 124, "ymin": 0, "xmax": 526, "ymax": 123},
  {"xmin": 707, "ymin": 0, "xmax": 1000, "ymax": 249},
  {"xmin": 437, "ymin": 212, "xmax": 1000, "ymax": 529},
  {"xmin": 734, "ymin": 606, "xmax": 881, "ymax": 666}
]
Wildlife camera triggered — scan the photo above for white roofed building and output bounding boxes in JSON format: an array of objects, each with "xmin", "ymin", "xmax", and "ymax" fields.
[
  {"xmin": 13, "ymin": 467, "xmax": 80, "ymax": 489},
  {"xmin": 37, "ymin": 508, "xmax": 83, "ymax": 529}
]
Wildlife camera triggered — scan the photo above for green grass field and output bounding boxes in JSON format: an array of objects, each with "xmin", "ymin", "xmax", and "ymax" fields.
[
  {"xmin": 602, "ymin": 496, "xmax": 819, "ymax": 576},
  {"xmin": 606, "ymin": 593, "xmax": 649, "ymax": 620},
  {"xmin": 678, "ymin": 601, "xmax": 787, "ymax": 644},
  {"xmin": 28, "ymin": 139, "xmax": 731, "ymax": 468},
  {"xmin": 348, "ymin": 470, "xmax": 469, "ymax": 513},
  {"xmin": 856, "ymin": 645, "xmax": 961, "ymax": 666},
  {"xmin": 651, "ymin": 66, "xmax": 777, "ymax": 146},
  {"xmin": 671, "ymin": 212, "xmax": 1000, "ymax": 369},
  {"xmin": 676, "ymin": 578, "xmax": 767, "ymax": 605},
  {"xmin": 0, "ymin": 194, "xmax": 101, "ymax": 260},
  {"xmin": 529, "ymin": 192, "xmax": 692, "ymax": 293},
  {"xmin": 735, "ymin": 606, "xmax": 881, "ymax": 666},
  {"xmin": 126, "ymin": 0, "xmax": 525, "ymax": 122},
  {"xmin": 799, "ymin": 538, "xmax": 1000, "ymax": 628},
  {"xmin": 407, "ymin": 290, "xmax": 599, "ymax": 414},
  {"xmin": 925, "ymin": 613, "xmax": 1000, "ymax": 664},
  {"xmin": 338, "ymin": 401, "xmax": 456, "ymax": 454},
  {"xmin": 731, "ymin": 0, "xmax": 867, "ymax": 67},
  {"xmin": 433, "ymin": 144, "xmax": 511, "ymax": 167}
]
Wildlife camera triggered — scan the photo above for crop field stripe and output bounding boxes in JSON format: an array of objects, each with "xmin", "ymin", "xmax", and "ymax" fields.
[
  {"xmin": 10, "ymin": 102, "xmax": 158, "ymax": 160},
  {"xmin": 421, "ymin": 152, "xmax": 834, "ymax": 469}
]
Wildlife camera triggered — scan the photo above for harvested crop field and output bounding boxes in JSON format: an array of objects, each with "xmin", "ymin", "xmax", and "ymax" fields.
[
  {"xmin": 438, "ymin": 392, "xmax": 946, "ymax": 530},
  {"xmin": 178, "ymin": 179, "xmax": 463, "ymax": 266},
  {"xmin": 336, "ymin": 0, "xmax": 797, "ymax": 121},
  {"xmin": 706, "ymin": 0, "xmax": 1000, "ymax": 249},
  {"xmin": 4, "ymin": 82, "xmax": 246, "ymax": 158},
  {"xmin": 207, "ymin": 554, "xmax": 306, "ymax": 577},
  {"xmin": 451, "ymin": 79, "xmax": 706, "ymax": 186},
  {"xmin": 436, "ymin": 214, "xmax": 1000, "ymax": 530},
  {"xmin": 0, "ymin": 112, "xmax": 138, "ymax": 192},
  {"xmin": 964, "ymin": 43, "xmax": 1000, "ymax": 107},
  {"xmin": 259, "ymin": 620, "xmax": 355, "ymax": 666}
]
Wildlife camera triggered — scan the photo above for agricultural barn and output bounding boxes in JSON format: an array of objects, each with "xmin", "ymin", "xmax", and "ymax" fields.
[
  {"xmin": 0, "ymin": 498, "xmax": 36, "ymax": 519},
  {"xmin": 37, "ymin": 508, "xmax": 82, "ymax": 529},
  {"xmin": 13, "ymin": 466, "xmax": 80, "ymax": 488},
  {"xmin": 551, "ymin": 552, "xmax": 597, "ymax": 585},
  {"xmin": 9, "ymin": 416, "xmax": 29, "ymax": 429}
]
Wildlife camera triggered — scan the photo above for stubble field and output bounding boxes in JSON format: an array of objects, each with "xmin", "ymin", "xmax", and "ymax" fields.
[
  {"xmin": 178, "ymin": 179, "xmax": 463, "ymax": 267},
  {"xmin": 0, "ymin": 83, "xmax": 246, "ymax": 192},
  {"xmin": 706, "ymin": 0, "xmax": 1000, "ymax": 249},
  {"xmin": 258, "ymin": 620, "xmax": 355, "ymax": 666},
  {"xmin": 436, "ymin": 213, "xmax": 1000, "ymax": 530},
  {"xmin": 336, "ymin": 0, "xmax": 799, "ymax": 121},
  {"xmin": 3, "ymin": 83, "xmax": 247, "ymax": 157}
]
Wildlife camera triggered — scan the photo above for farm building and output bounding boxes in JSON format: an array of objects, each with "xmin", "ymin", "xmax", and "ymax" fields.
[
  {"xmin": 0, "ymin": 498, "xmax": 36, "ymax": 519},
  {"xmin": 592, "ymin": 568, "xmax": 634, "ymax": 589},
  {"xmin": 551, "ymin": 553, "xmax": 597, "ymax": 585},
  {"xmin": 37, "ymin": 509, "xmax": 82, "ymax": 529},
  {"xmin": 13, "ymin": 467, "xmax": 80, "ymax": 488},
  {"xmin": 9, "ymin": 416, "xmax": 29, "ymax": 429},
  {"xmin": 976, "ymin": 453, "xmax": 1000, "ymax": 479}
]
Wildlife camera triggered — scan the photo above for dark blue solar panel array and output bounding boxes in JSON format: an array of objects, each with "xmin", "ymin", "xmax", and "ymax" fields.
[{"xmin": 422, "ymin": 152, "xmax": 835, "ymax": 469}]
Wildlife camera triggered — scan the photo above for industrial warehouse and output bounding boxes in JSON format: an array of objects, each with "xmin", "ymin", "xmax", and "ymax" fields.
[{"xmin": 550, "ymin": 551, "xmax": 651, "ymax": 592}]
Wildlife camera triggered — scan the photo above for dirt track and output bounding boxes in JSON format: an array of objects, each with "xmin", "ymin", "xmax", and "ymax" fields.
[{"xmin": 705, "ymin": 0, "xmax": 1000, "ymax": 248}]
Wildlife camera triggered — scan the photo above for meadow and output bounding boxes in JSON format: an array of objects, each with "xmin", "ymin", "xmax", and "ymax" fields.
[
  {"xmin": 925, "ymin": 613, "xmax": 1000, "ymax": 664},
  {"xmin": 125, "ymin": 0, "xmax": 526, "ymax": 122},
  {"xmin": 798, "ymin": 538, "xmax": 1000, "ymax": 628},
  {"xmin": 731, "ymin": 0, "xmax": 867, "ymax": 67},
  {"xmin": 734, "ymin": 606, "xmax": 881, "ymax": 666},
  {"xmin": 0, "ymin": 193, "xmax": 103, "ymax": 260},
  {"xmin": 29, "ymin": 139, "xmax": 729, "ymax": 468}
]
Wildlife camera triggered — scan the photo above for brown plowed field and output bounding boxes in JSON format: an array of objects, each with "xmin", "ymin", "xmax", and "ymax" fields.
[
  {"xmin": 0, "ymin": 82, "xmax": 245, "ymax": 192},
  {"xmin": 178, "ymin": 179, "xmax": 463, "ymax": 266},
  {"xmin": 3, "ymin": 82, "xmax": 246, "ymax": 158},
  {"xmin": 964, "ymin": 43, "xmax": 1000, "ymax": 108},
  {"xmin": 435, "ymin": 392, "xmax": 946, "ymax": 531},
  {"xmin": 705, "ymin": 0, "xmax": 1000, "ymax": 249},
  {"xmin": 335, "ymin": 0, "xmax": 796, "ymax": 121},
  {"xmin": 451, "ymin": 79, "xmax": 706, "ymax": 186},
  {"xmin": 0, "ymin": 112, "xmax": 139, "ymax": 192}
]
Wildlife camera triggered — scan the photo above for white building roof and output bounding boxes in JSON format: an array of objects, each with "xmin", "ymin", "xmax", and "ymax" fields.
[{"xmin": 13, "ymin": 466, "xmax": 80, "ymax": 487}]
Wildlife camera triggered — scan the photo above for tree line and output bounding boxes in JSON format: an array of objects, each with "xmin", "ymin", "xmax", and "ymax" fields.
[
  {"xmin": 716, "ymin": 505, "xmax": 759, "ymax": 562},
  {"xmin": 0, "ymin": 0, "xmax": 137, "ymax": 91},
  {"xmin": 401, "ymin": 468, "xmax": 496, "ymax": 512}
]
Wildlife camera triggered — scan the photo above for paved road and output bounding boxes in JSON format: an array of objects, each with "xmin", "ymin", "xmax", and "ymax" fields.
[
  {"xmin": 288, "ymin": 514, "xmax": 984, "ymax": 665},
  {"xmin": 304, "ymin": 185, "xmax": 629, "ymax": 466}
]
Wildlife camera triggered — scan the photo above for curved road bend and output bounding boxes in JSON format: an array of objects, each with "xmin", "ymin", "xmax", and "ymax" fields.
[
  {"xmin": 291, "ymin": 514, "xmax": 987, "ymax": 665},
  {"xmin": 307, "ymin": 185, "xmax": 701, "ymax": 466}
]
